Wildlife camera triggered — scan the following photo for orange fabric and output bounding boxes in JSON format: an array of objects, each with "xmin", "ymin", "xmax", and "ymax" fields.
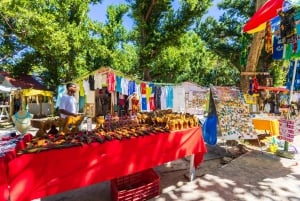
[
  {"xmin": 252, "ymin": 118, "xmax": 279, "ymax": 136},
  {"xmin": 6, "ymin": 127, "xmax": 206, "ymax": 201}
]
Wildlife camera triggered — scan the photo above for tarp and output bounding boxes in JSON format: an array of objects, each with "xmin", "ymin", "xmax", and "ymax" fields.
[
  {"xmin": 22, "ymin": 89, "xmax": 53, "ymax": 97},
  {"xmin": 243, "ymin": 0, "xmax": 284, "ymax": 33},
  {"xmin": 0, "ymin": 85, "xmax": 16, "ymax": 93}
]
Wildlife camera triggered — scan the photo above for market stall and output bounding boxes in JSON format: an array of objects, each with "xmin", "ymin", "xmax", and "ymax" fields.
[
  {"xmin": 1, "ymin": 126, "xmax": 206, "ymax": 201},
  {"xmin": 56, "ymin": 67, "xmax": 209, "ymax": 123},
  {"xmin": 11, "ymin": 89, "xmax": 54, "ymax": 118},
  {"xmin": 0, "ymin": 85, "xmax": 16, "ymax": 122},
  {"xmin": 243, "ymin": 0, "xmax": 300, "ymax": 154}
]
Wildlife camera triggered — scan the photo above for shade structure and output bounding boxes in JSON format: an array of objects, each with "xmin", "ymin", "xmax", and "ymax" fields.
[{"xmin": 243, "ymin": 0, "xmax": 284, "ymax": 33}]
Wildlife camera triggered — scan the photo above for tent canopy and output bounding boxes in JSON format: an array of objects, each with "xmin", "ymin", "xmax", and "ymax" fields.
[
  {"xmin": 21, "ymin": 89, "xmax": 53, "ymax": 97},
  {"xmin": 0, "ymin": 85, "xmax": 17, "ymax": 93}
]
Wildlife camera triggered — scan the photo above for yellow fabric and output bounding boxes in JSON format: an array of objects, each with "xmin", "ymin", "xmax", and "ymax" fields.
[
  {"xmin": 22, "ymin": 89, "xmax": 53, "ymax": 97},
  {"xmin": 252, "ymin": 118, "xmax": 279, "ymax": 136},
  {"xmin": 79, "ymin": 80, "xmax": 85, "ymax": 97},
  {"xmin": 244, "ymin": 94, "xmax": 259, "ymax": 104},
  {"xmin": 146, "ymin": 86, "xmax": 151, "ymax": 100},
  {"xmin": 246, "ymin": 23, "xmax": 266, "ymax": 34}
]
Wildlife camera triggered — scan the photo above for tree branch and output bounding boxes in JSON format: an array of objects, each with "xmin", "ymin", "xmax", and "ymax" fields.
[{"xmin": 144, "ymin": 0, "xmax": 156, "ymax": 22}]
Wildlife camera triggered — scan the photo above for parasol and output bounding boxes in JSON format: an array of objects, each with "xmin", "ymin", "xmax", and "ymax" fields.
[{"xmin": 243, "ymin": 0, "xmax": 294, "ymax": 33}]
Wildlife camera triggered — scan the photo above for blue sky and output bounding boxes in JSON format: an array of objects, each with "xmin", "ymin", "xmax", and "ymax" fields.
[{"xmin": 88, "ymin": 0, "xmax": 223, "ymax": 29}]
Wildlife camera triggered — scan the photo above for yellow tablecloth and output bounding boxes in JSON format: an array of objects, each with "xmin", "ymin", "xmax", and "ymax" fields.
[{"xmin": 252, "ymin": 118, "xmax": 279, "ymax": 136}]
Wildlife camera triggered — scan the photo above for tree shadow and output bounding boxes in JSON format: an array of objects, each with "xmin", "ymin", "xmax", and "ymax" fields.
[{"xmin": 152, "ymin": 145, "xmax": 300, "ymax": 201}]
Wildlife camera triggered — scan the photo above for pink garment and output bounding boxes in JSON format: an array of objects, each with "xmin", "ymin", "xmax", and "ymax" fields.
[{"xmin": 107, "ymin": 72, "xmax": 116, "ymax": 92}]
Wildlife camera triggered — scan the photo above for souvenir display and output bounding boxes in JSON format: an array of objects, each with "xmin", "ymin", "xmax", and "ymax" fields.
[
  {"xmin": 279, "ymin": 118, "xmax": 300, "ymax": 142},
  {"xmin": 181, "ymin": 82, "xmax": 209, "ymax": 115},
  {"xmin": 211, "ymin": 86, "xmax": 257, "ymax": 140}
]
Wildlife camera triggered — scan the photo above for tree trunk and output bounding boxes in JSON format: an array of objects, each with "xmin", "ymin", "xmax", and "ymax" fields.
[{"xmin": 240, "ymin": 0, "xmax": 267, "ymax": 93}]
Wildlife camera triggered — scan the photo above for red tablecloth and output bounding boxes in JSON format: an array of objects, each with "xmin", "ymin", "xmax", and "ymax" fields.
[
  {"xmin": 0, "ymin": 157, "xmax": 9, "ymax": 201},
  {"xmin": 7, "ymin": 127, "xmax": 206, "ymax": 201}
]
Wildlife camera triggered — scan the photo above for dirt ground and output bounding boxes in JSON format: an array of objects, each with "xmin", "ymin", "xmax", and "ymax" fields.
[{"xmin": 39, "ymin": 136, "xmax": 300, "ymax": 201}]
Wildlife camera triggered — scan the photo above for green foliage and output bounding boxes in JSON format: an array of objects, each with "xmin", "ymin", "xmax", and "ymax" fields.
[
  {"xmin": 195, "ymin": 0, "xmax": 255, "ymax": 72},
  {"xmin": 126, "ymin": 0, "xmax": 213, "ymax": 81},
  {"xmin": 0, "ymin": 0, "xmax": 135, "ymax": 86},
  {"xmin": 0, "ymin": 0, "xmax": 252, "ymax": 89},
  {"xmin": 269, "ymin": 61, "xmax": 289, "ymax": 87}
]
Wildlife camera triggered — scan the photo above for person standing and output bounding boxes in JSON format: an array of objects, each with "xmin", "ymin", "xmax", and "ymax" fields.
[
  {"xmin": 59, "ymin": 83, "xmax": 84, "ymax": 133},
  {"xmin": 59, "ymin": 83, "xmax": 78, "ymax": 118}
]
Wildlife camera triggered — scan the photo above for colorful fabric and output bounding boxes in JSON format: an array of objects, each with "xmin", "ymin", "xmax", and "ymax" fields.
[
  {"xmin": 140, "ymin": 82, "xmax": 147, "ymax": 94},
  {"xmin": 121, "ymin": 78, "xmax": 129, "ymax": 95},
  {"xmin": 279, "ymin": 8, "xmax": 296, "ymax": 44},
  {"xmin": 265, "ymin": 21, "xmax": 273, "ymax": 54},
  {"xmin": 149, "ymin": 97, "xmax": 155, "ymax": 111},
  {"xmin": 166, "ymin": 86, "xmax": 173, "ymax": 109},
  {"xmin": 154, "ymin": 86, "xmax": 162, "ymax": 109},
  {"xmin": 243, "ymin": 0, "xmax": 284, "ymax": 33},
  {"xmin": 160, "ymin": 87, "xmax": 167, "ymax": 109},
  {"xmin": 141, "ymin": 97, "xmax": 147, "ymax": 111},
  {"xmin": 78, "ymin": 80, "xmax": 85, "ymax": 97},
  {"xmin": 128, "ymin": 80, "xmax": 136, "ymax": 95},
  {"xmin": 107, "ymin": 72, "xmax": 116, "ymax": 92},
  {"xmin": 272, "ymin": 35, "xmax": 285, "ymax": 60},
  {"xmin": 116, "ymin": 76, "xmax": 122, "ymax": 93},
  {"xmin": 55, "ymin": 85, "xmax": 66, "ymax": 108}
]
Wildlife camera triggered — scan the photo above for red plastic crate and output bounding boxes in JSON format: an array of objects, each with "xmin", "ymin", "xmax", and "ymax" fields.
[{"xmin": 111, "ymin": 169, "xmax": 160, "ymax": 201}]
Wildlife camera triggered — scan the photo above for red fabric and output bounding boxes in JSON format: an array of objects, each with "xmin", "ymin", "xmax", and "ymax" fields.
[
  {"xmin": 107, "ymin": 72, "xmax": 116, "ymax": 92},
  {"xmin": 253, "ymin": 77, "xmax": 259, "ymax": 93},
  {"xmin": 258, "ymin": 86, "xmax": 289, "ymax": 92},
  {"xmin": 140, "ymin": 82, "xmax": 147, "ymax": 94},
  {"xmin": 0, "ymin": 157, "xmax": 9, "ymax": 201},
  {"xmin": 243, "ymin": 0, "xmax": 284, "ymax": 32},
  {"xmin": 7, "ymin": 127, "xmax": 206, "ymax": 201}
]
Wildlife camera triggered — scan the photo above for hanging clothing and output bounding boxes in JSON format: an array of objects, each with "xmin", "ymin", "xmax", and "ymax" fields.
[
  {"xmin": 154, "ymin": 86, "xmax": 162, "ymax": 110},
  {"xmin": 265, "ymin": 21, "xmax": 273, "ymax": 54},
  {"xmin": 78, "ymin": 80, "xmax": 85, "ymax": 97},
  {"xmin": 128, "ymin": 80, "xmax": 136, "ymax": 95},
  {"xmin": 166, "ymin": 86, "xmax": 174, "ymax": 109},
  {"xmin": 107, "ymin": 72, "xmax": 116, "ymax": 93},
  {"xmin": 116, "ymin": 76, "xmax": 122, "ymax": 93},
  {"xmin": 88, "ymin": 75, "xmax": 95, "ymax": 90},
  {"xmin": 279, "ymin": 8, "xmax": 296, "ymax": 44},
  {"xmin": 272, "ymin": 35, "xmax": 285, "ymax": 60},
  {"xmin": 55, "ymin": 85, "xmax": 66, "ymax": 108},
  {"xmin": 140, "ymin": 82, "xmax": 147, "ymax": 94},
  {"xmin": 94, "ymin": 72, "xmax": 102, "ymax": 89},
  {"xmin": 83, "ymin": 79, "xmax": 90, "ymax": 96},
  {"xmin": 173, "ymin": 86, "xmax": 185, "ymax": 112},
  {"xmin": 160, "ymin": 86, "xmax": 167, "ymax": 110},
  {"xmin": 121, "ymin": 78, "xmax": 129, "ymax": 95}
]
